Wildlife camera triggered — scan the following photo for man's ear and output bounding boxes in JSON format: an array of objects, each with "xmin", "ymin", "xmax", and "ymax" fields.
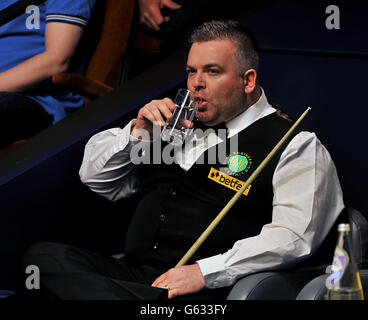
[{"xmin": 243, "ymin": 69, "xmax": 257, "ymax": 94}]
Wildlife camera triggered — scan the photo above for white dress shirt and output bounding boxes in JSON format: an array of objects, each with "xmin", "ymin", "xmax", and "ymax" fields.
[{"xmin": 79, "ymin": 90, "xmax": 344, "ymax": 289}]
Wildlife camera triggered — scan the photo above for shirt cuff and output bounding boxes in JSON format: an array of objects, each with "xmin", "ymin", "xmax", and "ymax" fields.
[
  {"xmin": 129, "ymin": 120, "xmax": 153, "ymax": 143},
  {"xmin": 129, "ymin": 119, "xmax": 162, "ymax": 144},
  {"xmin": 127, "ymin": 120, "xmax": 154, "ymax": 165},
  {"xmin": 196, "ymin": 254, "xmax": 233, "ymax": 289}
]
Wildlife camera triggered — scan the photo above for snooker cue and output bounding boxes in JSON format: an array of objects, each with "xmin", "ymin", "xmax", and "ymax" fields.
[{"xmin": 176, "ymin": 107, "xmax": 311, "ymax": 267}]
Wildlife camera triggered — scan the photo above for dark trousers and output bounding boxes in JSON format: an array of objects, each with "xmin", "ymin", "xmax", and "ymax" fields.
[
  {"xmin": 19, "ymin": 242, "xmax": 231, "ymax": 300},
  {"xmin": 0, "ymin": 92, "xmax": 53, "ymax": 148}
]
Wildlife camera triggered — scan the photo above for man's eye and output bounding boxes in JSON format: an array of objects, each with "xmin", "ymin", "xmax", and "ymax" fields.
[
  {"xmin": 186, "ymin": 69, "xmax": 195, "ymax": 75},
  {"xmin": 209, "ymin": 69, "xmax": 219, "ymax": 74}
]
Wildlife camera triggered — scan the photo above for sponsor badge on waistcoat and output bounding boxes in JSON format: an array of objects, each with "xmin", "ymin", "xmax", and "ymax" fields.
[{"xmin": 207, "ymin": 152, "xmax": 253, "ymax": 196}]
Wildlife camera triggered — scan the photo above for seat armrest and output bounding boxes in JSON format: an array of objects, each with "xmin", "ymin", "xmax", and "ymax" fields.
[
  {"xmin": 297, "ymin": 269, "xmax": 368, "ymax": 300},
  {"xmin": 52, "ymin": 73, "xmax": 114, "ymax": 98},
  {"xmin": 296, "ymin": 274, "xmax": 329, "ymax": 300},
  {"xmin": 226, "ymin": 270, "xmax": 322, "ymax": 300}
]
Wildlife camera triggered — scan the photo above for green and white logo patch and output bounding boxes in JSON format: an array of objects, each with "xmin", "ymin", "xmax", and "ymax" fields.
[
  {"xmin": 228, "ymin": 155, "xmax": 249, "ymax": 173},
  {"xmin": 224, "ymin": 152, "xmax": 252, "ymax": 177}
]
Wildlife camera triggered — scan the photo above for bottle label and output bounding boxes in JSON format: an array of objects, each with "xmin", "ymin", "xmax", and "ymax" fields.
[{"xmin": 326, "ymin": 247, "xmax": 350, "ymax": 289}]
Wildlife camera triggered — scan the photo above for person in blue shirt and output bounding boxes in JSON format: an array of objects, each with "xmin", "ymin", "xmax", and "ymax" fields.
[{"xmin": 0, "ymin": 0, "xmax": 96, "ymax": 148}]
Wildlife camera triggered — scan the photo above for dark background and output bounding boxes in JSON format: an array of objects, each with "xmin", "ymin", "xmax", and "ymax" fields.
[{"xmin": 0, "ymin": 0, "xmax": 367, "ymax": 291}]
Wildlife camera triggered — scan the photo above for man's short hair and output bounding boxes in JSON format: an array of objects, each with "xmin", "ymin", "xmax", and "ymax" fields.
[{"xmin": 190, "ymin": 20, "xmax": 259, "ymax": 75}]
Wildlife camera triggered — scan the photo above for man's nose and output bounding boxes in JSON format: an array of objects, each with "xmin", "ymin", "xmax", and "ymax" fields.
[{"xmin": 191, "ymin": 72, "xmax": 205, "ymax": 90}]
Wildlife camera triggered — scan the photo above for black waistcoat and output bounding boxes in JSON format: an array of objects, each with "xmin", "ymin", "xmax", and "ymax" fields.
[{"xmin": 124, "ymin": 112, "xmax": 302, "ymax": 275}]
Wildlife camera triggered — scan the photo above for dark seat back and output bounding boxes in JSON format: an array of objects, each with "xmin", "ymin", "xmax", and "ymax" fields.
[{"xmin": 348, "ymin": 207, "xmax": 368, "ymax": 268}]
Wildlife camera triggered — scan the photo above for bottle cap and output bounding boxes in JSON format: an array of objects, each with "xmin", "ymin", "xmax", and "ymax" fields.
[{"xmin": 338, "ymin": 223, "xmax": 350, "ymax": 232}]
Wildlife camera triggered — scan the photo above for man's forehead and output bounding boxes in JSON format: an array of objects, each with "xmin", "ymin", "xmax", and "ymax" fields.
[{"xmin": 187, "ymin": 40, "xmax": 236, "ymax": 66}]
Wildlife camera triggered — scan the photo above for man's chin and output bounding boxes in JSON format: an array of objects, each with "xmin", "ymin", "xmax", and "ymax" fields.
[
  {"xmin": 196, "ymin": 116, "xmax": 217, "ymax": 127},
  {"xmin": 196, "ymin": 114, "xmax": 213, "ymax": 126}
]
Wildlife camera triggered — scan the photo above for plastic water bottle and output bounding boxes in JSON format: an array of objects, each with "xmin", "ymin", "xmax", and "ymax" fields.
[{"xmin": 325, "ymin": 223, "xmax": 364, "ymax": 300}]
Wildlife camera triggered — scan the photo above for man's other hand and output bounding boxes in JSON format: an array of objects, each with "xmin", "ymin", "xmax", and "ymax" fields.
[{"xmin": 152, "ymin": 263, "xmax": 206, "ymax": 299}]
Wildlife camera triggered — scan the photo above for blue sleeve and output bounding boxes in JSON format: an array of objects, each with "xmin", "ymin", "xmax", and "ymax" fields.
[{"xmin": 45, "ymin": 0, "xmax": 96, "ymax": 28}]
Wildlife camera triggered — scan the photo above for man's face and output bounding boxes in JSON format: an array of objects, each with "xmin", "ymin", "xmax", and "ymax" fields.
[{"xmin": 186, "ymin": 40, "xmax": 247, "ymax": 126}]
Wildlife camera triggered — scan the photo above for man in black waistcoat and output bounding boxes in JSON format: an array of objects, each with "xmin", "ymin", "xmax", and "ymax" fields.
[{"xmin": 20, "ymin": 20, "xmax": 344, "ymax": 300}]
